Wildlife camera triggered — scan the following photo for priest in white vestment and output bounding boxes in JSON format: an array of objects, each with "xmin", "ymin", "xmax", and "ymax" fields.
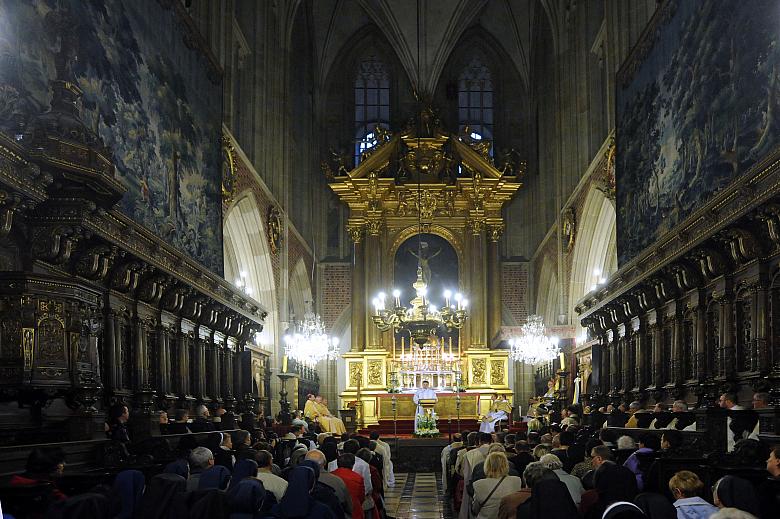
[
  {"xmin": 413, "ymin": 380, "xmax": 438, "ymax": 434},
  {"xmin": 479, "ymin": 393, "xmax": 511, "ymax": 433}
]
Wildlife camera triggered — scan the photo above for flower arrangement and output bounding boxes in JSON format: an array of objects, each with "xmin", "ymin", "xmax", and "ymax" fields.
[{"xmin": 415, "ymin": 411, "xmax": 439, "ymax": 437}]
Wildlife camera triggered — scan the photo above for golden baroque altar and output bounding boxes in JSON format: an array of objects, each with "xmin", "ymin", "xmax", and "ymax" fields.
[{"xmin": 325, "ymin": 108, "xmax": 523, "ymax": 425}]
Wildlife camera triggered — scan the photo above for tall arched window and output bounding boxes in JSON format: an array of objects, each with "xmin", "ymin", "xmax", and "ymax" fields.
[
  {"xmin": 354, "ymin": 53, "xmax": 390, "ymax": 166},
  {"xmin": 458, "ymin": 54, "xmax": 493, "ymax": 149}
]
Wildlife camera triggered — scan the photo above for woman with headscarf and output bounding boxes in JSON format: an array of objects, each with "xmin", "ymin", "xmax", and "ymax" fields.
[
  {"xmin": 136, "ymin": 473, "xmax": 187, "ymax": 519},
  {"xmin": 634, "ymin": 493, "xmax": 676, "ymax": 519},
  {"xmin": 112, "ymin": 469, "xmax": 145, "ymax": 519},
  {"xmin": 231, "ymin": 459, "xmax": 259, "ymax": 488},
  {"xmin": 602, "ymin": 502, "xmax": 647, "ymax": 519},
  {"xmin": 272, "ymin": 464, "xmax": 336, "ymax": 519},
  {"xmin": 198, "ymin": 464, "xmax": 232, "ymax": 490},
  {"xmin": 521, "ymin": 479, "xmax": 579, "ymax": 519},
  {"xmin": 228, "ymin": 479, "xmax": 267, "ymax": 519},
  {"xmin": 712, "ymin": 476, "xmax": 761, "ymax": 517},
  {"xmin": 582, "ymin": 462, "xmax": 639, "ymax": 519}
]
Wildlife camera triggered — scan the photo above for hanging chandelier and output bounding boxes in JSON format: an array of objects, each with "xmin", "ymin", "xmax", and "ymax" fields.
[
  {"xmin": 509, "ymin": 315, "xmax": 559, "ymax": 364},
  {"xmin": 283, "ymin": 310, "xmax": 340, "ymax": 366},
  {"xmin": 371, "ymin": 266, "xmax": 468, "ymax": 345}
]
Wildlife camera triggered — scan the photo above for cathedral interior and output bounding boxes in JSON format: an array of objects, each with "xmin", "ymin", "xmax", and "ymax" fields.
[{"xmin": 1, "ymin": 1, "xmax": 780, "ymax": 518}]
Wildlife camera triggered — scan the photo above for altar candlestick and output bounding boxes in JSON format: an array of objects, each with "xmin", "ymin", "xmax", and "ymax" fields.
[
  {"xmin": 559, "ymin": 351, "xmax": 565, "ymax": 370},
  {"xmin": 282, "ymin": 355, "xmax": 288, "ymax": 373}
]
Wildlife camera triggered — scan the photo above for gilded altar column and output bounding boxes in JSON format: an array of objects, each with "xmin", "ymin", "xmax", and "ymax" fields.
[
  {"xmin": 486, "ymin": 224, "xmax": 503, "ymax": 346},
  {"xmin": 349, "ymin": 225, "xmax": 366, "ymax": 352},
  {"xmin": 364, "ymin": 221, "xmax": 382, "ymax": 349},
  {"xmin": 469, "ymin": 220, "xmax": 488, "ymax": 348}
]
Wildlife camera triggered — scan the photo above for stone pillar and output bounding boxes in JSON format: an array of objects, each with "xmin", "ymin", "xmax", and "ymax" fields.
[
  {"xmin": 600, "ymin": 336, "xmax": 610, "ymax": 394},
  {"xmin": 671, "ymin": 313, "xmax": 682, "ymax": 384},
  {"xmin": 469, "ymin": 221, "xmax": 488, "ymax": 348},
  {"xmin": 487, "ymin": 226, "xmax": 503, "ymax": 346},
  {"xmin": 103, "ymin": 310, "xmax": 117, "ymax": 390},
  {"xmin": 192, "ymin": 337, "xmax": 205, "ymax": 399},
  {"xmin": 720, "ymin": 296, "xmax": 734, "ymax": 379},
  {"xmin": 156, "ymin": 325, "xmax": 171, "ymax": 395},
  {"xmin": 212, "ymin": 341, "xmax": 222, "ymax": 402},
  {"xmin": 349, "ymin": 226, "xmax": 366, "ymax": 352},
  {"xmin": 752, "ymin": 283, "xmax": 769, "ymax": 373},
  {"xmin": 696, "ymin": 304, "xmax": 707, "ymax": 380},
  {"xmin": 133, "ymin": 317, "xmax": 147, "ymax": 390},
  {"xmin": 177, "ymin": 331, "xmax": 191, "ymax": 398},
  {"xmin": 364, "ymin": 226, "xmax": 381, "ymax": 350},
  {"xmin": 652, "ymin": 322, "xmax": 663, "ymax": 388},
  {"xmin": 233, "ymin": 344, "xmax": 244, "ymax": 404}
]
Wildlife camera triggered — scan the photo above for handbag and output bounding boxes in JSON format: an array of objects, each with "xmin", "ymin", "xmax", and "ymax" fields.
[{"xmin": 470, "ymin": 476, "xmax": 506, "ymax": 517}]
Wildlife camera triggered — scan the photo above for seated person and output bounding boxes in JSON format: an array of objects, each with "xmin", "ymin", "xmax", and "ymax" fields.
[
  {"xmin": 166, "ymin": 409, "xmax": 192, "ymax": 434},
  {"xmin": 189, "ymin": 405, "xmax": 216, "ymax": 433},
  {"xmin": 291, "ymin": 410, "xmax": 309, "ymax": 433},
  {"xmin": 623, "ymin": 433, "xmax": 660, "ymax": 490},
  {"xmin": 669, "ymin": 470, "xmax": 717, "ymax": 519},
  {"xmin": 10, "ymin": 447, "xmax": 68, "ymax": 502}
]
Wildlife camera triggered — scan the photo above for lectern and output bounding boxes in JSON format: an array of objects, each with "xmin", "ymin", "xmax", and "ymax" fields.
[{"xmin": 418, "ymin": 399, "xmax": 438, "ymax": 416}]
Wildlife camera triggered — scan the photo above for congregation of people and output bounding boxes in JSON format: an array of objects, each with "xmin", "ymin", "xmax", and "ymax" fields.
[
  {"xmin": 440, "ymin": 391, "xmax": 780, "ymax": 519},
  {"xmin": 1, "ymin": 394, "xmax": 391, "ymax": 519}
]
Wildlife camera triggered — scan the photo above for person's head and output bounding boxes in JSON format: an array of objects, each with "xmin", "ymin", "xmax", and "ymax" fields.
[
  {"xmin": 487, "ymin": 443, "xmax": 506, "ymax": 455},
  {"xmin": 452, "ymin": 433, "xmax": 462, "ymax": 444},
  {"xmin": 305, "ymin": 449, "xmax": 327, "ymax": 469},
  {"xmin": 719, "ymin": 393, "xmax": 737, "ymax": 409},
  {"xmin": 369, "ymin": 431, "xmax": 380, "ymax": 441},
  {"xmin": 767, "ymin": 446, "xmax": 780, "ymax": 477},
  {"xmin": 108, "ymin": 404, "xmax": 129, "ymax": 424},
  {"xmin": 215, "ymin": 406, "xmax": 226, "ymax": 417},
  {"xmin": 639, "ymin": 433, "xmax": 661, "ymax": 451},
  {"xmin": 652, "ymin": 403, "xmax": 664, "ymax": 413},
  {"xmin": 709, "ymin": 509, "xmax": 762, "ymax": 519},
  {"xmin": 337, "ymin": 452, "xmax": 356, "ymax": 470},
  {"xmin": 478, "ymin": 432, "xmax": 493, "ymax": 445},
  {"xmin": 584, "ymin": 438, "xmax": 602, "ymax": 458},
  {"xmin": 315, "ymin": 395, "xmax": 323, "ymax": 403},
  {"xmin": 25, "ymin": 448, "xmax": 65, "ymax": 478},
  {"xmin": 532, "ymin": 444, "xmax": 551, "ymax": 460},
  {"xmin": 355, "ymin": 447, "xmax": 373, "ymax": 464},
  {"xmin": 190, "ymin": 447, "xmax": 214, "ymax": 470},
  {"xmin": 466, "ymin": 431, "xmax": 478, "ymax": 447},
  {"xmin": 234, "ymin": 429, "xmax": 252, "ymax": 446},
  {"xmin": 484, "ymin": 452, "xmax": 510, "ymax": 478},
  {"xmin": 256, "ymin": 450, "xmax": 273, "ymax": 469},
  {"xmin": 290, "ymin": 424, "xmax": 303, "ymax": 437},
  {"xmin": 174, "ymin": 409, "xmax": 189, "ymax": 422},
  {"xmin": 668, "ymin": 470, "xmax": 704, "ymax": 499},
  {"xmin": 752, "ymin": 392, "xmax": 769, "ymax": 410},
  {"xmin": 491, "ymin": 393, "xmax": 498, "ymax": 400},
  {"xmin": 221, "ymin": 433, "xmax": 233, "ymax": 449},
  {"xmin": 196, "ymin": 404, "xmax": 210, "ymax": 418},
  {"xmin": 617, "ymin": 435, "xmax": 636, "ymax": 450},
  {"xmin": 672, "ymin": 400, "xmax": 688, "ymax": 413},
  {"xmin": 422, "ymin": 380, "xmax": 429, "ymax": 389},
  {"xmin": 504, "ymin": 433, "xmax": 515, "ymax": 445},
  {"xmin": 590, "ymin": 445, "xmax": 613, "ymax": 468},
  {"xmin": 661, "ymin": 429, "xmax": 683, "ymax": 451},
  {"xmin": 522, "ymin": 461, "xmax": 558, "ymax": 489},
  {"xmin": 307, "ymin": 393, "xmax": 314, "ymax": 401},
  {"xmin": 628, "ymin": 401, "xmax": 642, "ymax": 414},
  {"xmin": 618, "ymin": 403, "xmax": 627, "ymax": 413},
  {"xmin": 539, "ymin": 453, "xmax": 563, "ymax": 471},
  {"xmin": 599, "ymin": 428, "xmax": 617, "ymax": 445},
  {"xmin": 558, "ymin": 430, "xmax": 574, "ymax": 447},
  {"xmin": 343, "ymin": 439, "xmax": 360, "ymax": 454},
  {"xmin": 515, "ymin": 440, "xmax": 530, "ymax": 453}
]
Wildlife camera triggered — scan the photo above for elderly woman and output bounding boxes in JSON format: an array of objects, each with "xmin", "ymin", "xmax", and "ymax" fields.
[
  {"xmin": 471, "ymin": 452, "xmax": 523, "ymax": 519},
  {"xmin": 669, "ymin": 470, "xmax": 718, "ymax": 519}
]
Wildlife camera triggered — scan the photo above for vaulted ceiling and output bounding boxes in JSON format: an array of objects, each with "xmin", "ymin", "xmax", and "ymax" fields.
[{"xmin": 304, "ymin": 0, "xmax": 539, "ymax": 95}]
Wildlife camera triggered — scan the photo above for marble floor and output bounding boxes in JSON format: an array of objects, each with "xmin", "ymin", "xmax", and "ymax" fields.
[{"xmin": 383, "ymin": 473, "xmax": 454, "ymax": 519}]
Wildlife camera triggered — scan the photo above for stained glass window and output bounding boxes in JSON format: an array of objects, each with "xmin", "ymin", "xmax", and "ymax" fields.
[
  {"xmin": 354, "ymin": 54, "xmax": 390, "ymax": 166},
  {"xmin": 458, "ymin": 54, "xmax": 493, "ymax": 153}
]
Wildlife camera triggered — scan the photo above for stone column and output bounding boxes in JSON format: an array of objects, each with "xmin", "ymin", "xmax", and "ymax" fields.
[
  {"xmin": 652, "ymin": 322, "xmax": 663, "ymax": 388},
  {"xmin": 364, "ymin": 224, "xmax": 381, "ymax": 349},
  {"xmin": 469, "ymin": 221, "xmax": 488, "ymax": 348},
  {"xmin": 600, "ymin": 336, "xmax": 610, "ymax": 394},
  {"xmin": 349, "ymin": 226, "xmax": 366, "ymax": 352},
  {"xmin": 487, "ymin": 225, "xmax": 503, "ymax": 346},
  {"xmin": 671, "ymin": 313, "xmax": 682, "ymax": 384},
  {"xmin": 177, "ymin": 331, "xmax": 191, "ymax": 397},
  {"xmin": 696, "ymin": 304, "xmax": 707, "ymax": 380},
  {"xmin": 233, "ymin": 344, "xmax": 244, "ymax": 404},
  {"xmin": 720, "ymin": 296, "xmax": 734, "ymax": 379},
  {"xmin": 752, "ymin": 283, "xmax": 769, "ymax": 373},
  {"xmin": 103, "ymin": 310, "xmax": 117, "ymax": 390},
  {"xmin": 192, "ymin": 337, "xmax": 205, "ymax": 399}
]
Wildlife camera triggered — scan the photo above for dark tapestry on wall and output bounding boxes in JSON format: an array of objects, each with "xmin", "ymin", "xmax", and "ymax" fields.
[
  {"xmin": 0, "ymin": 0, "xmax": 224, "ymax": 273},
  {"xmin": 616, "ymin": 0, "xmax": 780, "ymax": 265}
]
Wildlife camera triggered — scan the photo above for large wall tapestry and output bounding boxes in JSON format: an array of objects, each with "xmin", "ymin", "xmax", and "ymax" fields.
[
  {"xmin": 0, "ymin": 0, "xmax": 224, "ymax": 273},
  {"xmin": 616, "ymin": 0, "xmax": 780, "ymax": 265}
]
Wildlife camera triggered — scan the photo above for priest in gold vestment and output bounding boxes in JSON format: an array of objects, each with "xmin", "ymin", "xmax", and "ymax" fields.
[
  {"xmin": 479, "ymin": 393, "xmax": 512, "ymax": 433},
  {"xmin": 305, "ymin": 394, "xmax": 346, "ymax": 434}
]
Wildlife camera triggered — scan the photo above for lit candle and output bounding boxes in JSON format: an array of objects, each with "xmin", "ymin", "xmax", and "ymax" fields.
[
  {"xmin": 559, "ymin": 351, "xmax": 565, "ymax": 370},
  {"xmin": 282, "ymin": 355, "xmax": 288, "ymax": 373},
  {"xmin": 392, "ymin": 338, "xmax": 396, "ymax": 361},
  {"xmin": 449, "ymin": 336, "xmax": 453, "ymax": 358}
]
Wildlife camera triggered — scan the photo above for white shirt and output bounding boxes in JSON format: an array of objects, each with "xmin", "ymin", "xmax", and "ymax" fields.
[
  {"xmin": 256, "ymin": 470, "xmax": 288, "ymax": 502},
  {"xmin": 413, "ymin": 387, "xmax": 438, "ymax": 407},
  {"xmin": 328, "ymin": 455, "xmax": 372, "ymax": 495}
]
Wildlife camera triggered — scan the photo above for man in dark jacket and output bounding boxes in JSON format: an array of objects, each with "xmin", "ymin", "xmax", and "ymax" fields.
[{"xmin": 189, "ymin": 405, "xmax": 216, "ymax": 433}]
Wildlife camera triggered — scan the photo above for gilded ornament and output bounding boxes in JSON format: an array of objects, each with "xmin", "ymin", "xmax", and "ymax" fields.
[
  {"xmin": 267, "ymin": 206, "xmax": 282, "ymax": 254},
  {"xmin": 490, "ymin": 360, "xmax": 505, "ymax": 386},
  {"xmin": 487, "ymin": 223, "xmax": 504, "ymax": 242},
  {"xmin": 562, "ymin": 207, "xmax": 576, "ymax": 253},
  {"xmin": 472, "ymin": 358, "xmax": 487, "ymax": 384},
  {"xmin": 22, "ymin": 328, "xmax": 34, "ymax": 370},
  {"xmin": 367, "ymin": 360, "xmax": 383, "ymax": 385},
  {"xmin": 349, "ymin": 362, "xmax": 363, "ymax": 387},
  {"xmin": 221, "ymin": 135, "xmax": 238, "ymax": 204},
  {"xmin": 347, "ymin": 225, "xmax": 364, "ymax": 243}
]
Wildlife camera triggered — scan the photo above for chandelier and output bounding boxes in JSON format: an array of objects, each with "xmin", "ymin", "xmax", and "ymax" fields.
[
  {"xmin": 283, "ymin": 310, "xmax": 340, "ymax": 366},
  {"xmin": 371, "ymin": 266, "xmax": 468, "ymax": 345},
  {"xmin": 509, "ymin": 315, "xmax": 559, "ymax": 364}
]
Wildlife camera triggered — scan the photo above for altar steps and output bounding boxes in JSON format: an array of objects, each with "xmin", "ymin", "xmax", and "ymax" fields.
[{"xmin": 358, "ymin": 418, "xmax": 481, "ymax": 436}]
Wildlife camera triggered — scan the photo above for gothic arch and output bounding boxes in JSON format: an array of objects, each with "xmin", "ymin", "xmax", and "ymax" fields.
[
  {"xmin": 223, "ymin": 192, "xmax": 279, "ymax": 352},
  {"xmin": 289, "ymin": 257, "xmax": 313, "ymax": 322},
  {"xmin": 568, "ymin": 187, "xmax": 617, "ymax": 323},
  {"xmin": 536, "ymin": 257, "xmax": 559, "ymax": 326}
]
